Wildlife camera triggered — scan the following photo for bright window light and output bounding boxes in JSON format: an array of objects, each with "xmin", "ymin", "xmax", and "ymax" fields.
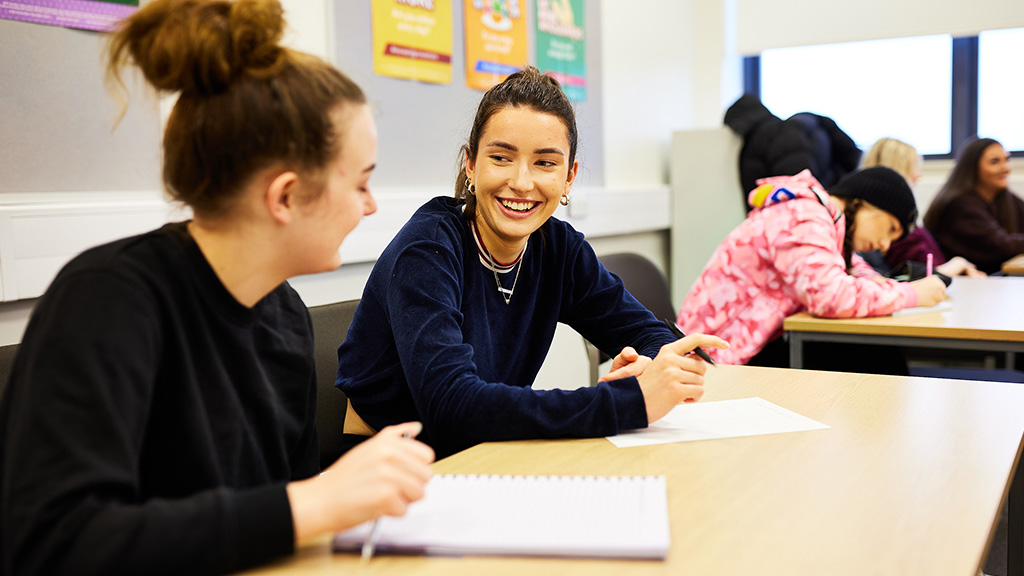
[
  {"xmin": 760, "ymin": 35, "xmax": 952, "ymax": 156},
  {"xmin": 978, "ymin": 27, "xmax": 1024, "ymax": 153}
]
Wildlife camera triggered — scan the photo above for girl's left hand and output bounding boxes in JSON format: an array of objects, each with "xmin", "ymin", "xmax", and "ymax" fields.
[
  {"xmin": 597, "ymin": 346, "xmax": 653, "ymax": 383},
  {"xmin": 936, "ymin": 256, "xmax": 987, "ymax": 278}
]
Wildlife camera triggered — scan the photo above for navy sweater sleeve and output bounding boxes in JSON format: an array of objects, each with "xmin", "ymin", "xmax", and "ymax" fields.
[
  {"xmin": 338, "ymin": 199, "xmax": 668, "ymax": 458},
  {"xmin": 0, "ymin": 228, "xmax": 314, "ymax": 576},
  {"xmin": 556, "ymin": 238, "xmax": 676, "ymax": 361}
]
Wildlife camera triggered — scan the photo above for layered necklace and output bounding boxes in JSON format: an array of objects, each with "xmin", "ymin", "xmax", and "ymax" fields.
[{"xmin": 470, "ymin": 220, "xmax": 526, "ymax": 305}]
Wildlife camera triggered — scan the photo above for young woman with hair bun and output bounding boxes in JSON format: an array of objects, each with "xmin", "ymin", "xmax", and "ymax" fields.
[{"xmin": 0, "ymin": 1, "xmax": 433, "ymax": 574}]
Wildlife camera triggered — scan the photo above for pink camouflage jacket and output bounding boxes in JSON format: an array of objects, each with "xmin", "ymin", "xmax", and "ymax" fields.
[{"xmin": 677, "ymin": 170, "xmax": 918, "ymax": 366}]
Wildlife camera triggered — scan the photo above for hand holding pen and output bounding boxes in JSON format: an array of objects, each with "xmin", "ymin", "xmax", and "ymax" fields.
[
  {"xmin": 635, "ymin": 326, "xmax": 729, "ymax": 424},
  {"xmin": 285, "ymin": 422, "xmax": 433, "ymax": 550},
  {"xmin": 662, "ymin": 318, "xmax": 717, "ymax": 365},
  {"xmin": 361, "ymin": 427, "xmax": 420, "ymax": 563}
]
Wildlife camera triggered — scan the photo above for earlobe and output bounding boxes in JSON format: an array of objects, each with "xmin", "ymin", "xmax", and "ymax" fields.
[
  {"xmin": 564, "ymin": 159, "xmax": 579, "ymax": 192},
  {"xmin": 266, "ymin": 171, "xmax": 300, "ymax": 225},
  {"xmin": 464, "ymin": 150, "xmax": 476, "ymax": 181}
]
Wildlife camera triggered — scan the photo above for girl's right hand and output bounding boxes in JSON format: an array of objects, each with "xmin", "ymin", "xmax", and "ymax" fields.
[
  {"xmin": 286, "ymin": 422, "xmax": 434, "ymax": 544},
  {"xmin": 636, "ymin": 334, "xmax": 729, "ymax": 424},
  {"xmin": 910, "ymin": 275, "xmax": 947, "ymax": 307}
]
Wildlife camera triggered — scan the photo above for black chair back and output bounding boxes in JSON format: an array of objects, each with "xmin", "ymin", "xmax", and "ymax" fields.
[
  {"xmin": 0, "ymin": 343, "xmax": 19, "ymax": 401},
  {"xmin": 600, "ymin": 252, "xmax": 676, "ymax": 321},
  {"xmin": 584, "ymin": 253, "xmax": 676, "ymax": 382},
  {"xmin": 308, "ymin": 300, "xmax": 360, "ymax": 470}
]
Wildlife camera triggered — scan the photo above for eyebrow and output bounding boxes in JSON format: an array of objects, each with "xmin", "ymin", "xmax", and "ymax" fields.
[
  {"xmin": 483, "ymin": 140, "xmax": 565, "ymax": 157},
  {"xmin": 534, "ymin": 147, "xmax": 565, "ymax": 156}
]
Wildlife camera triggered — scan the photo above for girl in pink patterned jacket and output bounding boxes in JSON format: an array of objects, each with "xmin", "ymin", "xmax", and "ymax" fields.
[{"xmin": 678, "ymin": 167, "xmax": 947, "ymax": 368}]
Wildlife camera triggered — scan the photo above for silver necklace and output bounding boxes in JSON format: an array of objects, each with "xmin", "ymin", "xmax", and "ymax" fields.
[
  {"xmin": 470, "ymin": 220, "xmax": 526, "ymax": 305},
  {"xmin": 493, "ymin": 257, "xmax": 523, "ymax": 305}
]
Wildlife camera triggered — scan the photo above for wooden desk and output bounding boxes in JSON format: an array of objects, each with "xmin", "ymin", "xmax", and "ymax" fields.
[
  {"xmin": 785, "ymin": 277, "xmax": 1024, "ymax": 370},
  {"xmin": 239, "ymin": 365, "xmax": 1024, "ymax": 576},
  {"xmin": 1005, "ymin": 254, "xmax": 1024, "ymax": 276}
]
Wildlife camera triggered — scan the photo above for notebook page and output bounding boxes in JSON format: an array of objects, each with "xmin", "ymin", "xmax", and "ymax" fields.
[{"xmin": 333, "ymin": 474, "xmax": 670, "ymax": 560}]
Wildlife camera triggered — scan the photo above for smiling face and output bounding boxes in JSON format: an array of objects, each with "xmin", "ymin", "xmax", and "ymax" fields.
[
  {"xmin": 976, "ymin": 142, "xmax": 1011, "ymax": 199},
  {"xmin": 850, "ymin": 202, "xmax": 904, "ymax": 253},
  {"xmin": 294, "ymin": 103, "xmax": 378, "ymax": 274},
  {"xmin": 465, "ymin": 106, "xmax": 578, "ymax": 262}
]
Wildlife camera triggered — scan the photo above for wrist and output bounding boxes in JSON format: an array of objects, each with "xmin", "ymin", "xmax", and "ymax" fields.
[{"xmin": 286, "ymin": 477, "xmax": 328, "ymax": 544}]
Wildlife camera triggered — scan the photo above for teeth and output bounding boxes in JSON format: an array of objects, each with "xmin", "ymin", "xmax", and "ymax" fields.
[{"xmin": 501, "ymin": 199, "xmax": 534, "ymax": 212}]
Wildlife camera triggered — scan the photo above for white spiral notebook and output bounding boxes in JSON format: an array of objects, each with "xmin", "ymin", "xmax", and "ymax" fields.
[{"xmin": 332, "ymin": 474, "xmax": 670, "ymax": 560}]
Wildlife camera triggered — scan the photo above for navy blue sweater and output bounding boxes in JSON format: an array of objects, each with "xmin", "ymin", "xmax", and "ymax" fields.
[{"xmin": 336, "ymin": 197, "xmax": 675, "ymax": 458}]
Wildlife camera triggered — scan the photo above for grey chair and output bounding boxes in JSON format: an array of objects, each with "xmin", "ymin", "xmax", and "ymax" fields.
[
  {"xmin": 585, "ymin": 253, "xmax": 676, "ymax": 384},
  {"xmin": 0, "ymin": 343, "xmax": 19, "ymax": 401},
  {"xmin": 308, "ymin": 299, "xmax": 360, "ymax": 469}
]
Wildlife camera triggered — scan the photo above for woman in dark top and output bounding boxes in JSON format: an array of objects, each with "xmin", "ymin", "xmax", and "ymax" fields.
[
  {"xmin": 336, "ymin": 67, "xmax": 727, "ymax": 459},
  {"xmin": 0, "ymin": 1, "xmax": 433, "ymax": 575},
  {"xmin": 924, "ymin": 137, "xmax": 1024, "ymax": 274}
]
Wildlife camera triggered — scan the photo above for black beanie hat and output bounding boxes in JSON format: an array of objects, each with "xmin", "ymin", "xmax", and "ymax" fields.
[{"xmin": 830, "ymin": 166, "xmax": 918, "ymax": 238}]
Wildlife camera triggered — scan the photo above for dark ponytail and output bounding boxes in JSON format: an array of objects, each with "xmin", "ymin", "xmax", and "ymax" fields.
[{"xmin": 456, "ymin": 66, "xmax": 577, "ymax": 220}]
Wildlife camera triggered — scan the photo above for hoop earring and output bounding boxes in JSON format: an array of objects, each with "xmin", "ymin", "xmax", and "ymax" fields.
[
  {"xmin": 560, "ymin": 195, "xmax": 569, "ymax": 206},
  {"xmin": 465, "ymin": 180, "xmax": 475, "ymax": 195}
]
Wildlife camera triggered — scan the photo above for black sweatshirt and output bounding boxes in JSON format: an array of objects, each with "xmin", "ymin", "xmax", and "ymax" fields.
[{"xmin": 0, "ymin": 223, "xmax": 318, "ymax": 575}]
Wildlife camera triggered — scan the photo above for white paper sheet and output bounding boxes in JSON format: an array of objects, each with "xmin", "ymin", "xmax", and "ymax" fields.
[{"xmin": 606, "ymin": 397, "xmax": 829, "ymax": 448}]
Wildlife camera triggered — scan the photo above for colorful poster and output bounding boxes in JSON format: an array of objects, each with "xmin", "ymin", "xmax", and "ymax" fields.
[
  {"xmin": 463, "ymin": 0, "xmax": 528, "ymax": 91},
  {"xmin": 0, "ymin": 0, "xmax": 137, "ymax": 32},
  {"xmin": 535, "ymin": 0, "xmax": 585, "ymax": 102},
  {"xmin": 371, "ymin": 0, "xmax": 453, "ymax": 84}
]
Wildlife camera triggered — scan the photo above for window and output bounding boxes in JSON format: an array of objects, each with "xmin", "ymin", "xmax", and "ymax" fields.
[
  {"xmin": 758, "ymin": 35, "xmax": 953, "ymax": 156},
  {"xmin": 978, "ymin": 27, "xmax": 1024, "ymax": 153},
  {"xmin": 748, "ymin": 29, "xmax": 1024, "ymax": 157}
]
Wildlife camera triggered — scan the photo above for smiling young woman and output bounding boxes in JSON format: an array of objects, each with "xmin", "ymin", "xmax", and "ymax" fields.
[
  {"xmin": 924, "ymin": 137, "xmax": 1024, "ymax": 273},
  {"xmin": 334, "ymin": 67, "xmax": 727, "ymax": 459}
]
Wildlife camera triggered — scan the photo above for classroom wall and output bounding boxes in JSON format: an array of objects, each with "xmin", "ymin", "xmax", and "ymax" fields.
[
  {"xmin": 0, "ymin": 1, "xmax": 694, "ymax": 364},
  {"xmin": 3, "ymin": 0, "xmax": 1019, "ymax": 389}
]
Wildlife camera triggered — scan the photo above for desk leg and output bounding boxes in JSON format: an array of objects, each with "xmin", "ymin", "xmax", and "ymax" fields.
[
  {"xmin": 1011, "ymin": 456, "xmax": 1023, "ymax": 576},
  {"xmin": 788, "ymin": 333, "xmax": 804, "ymax": 369},
  {"xmin": 1008, "ymin": 352, "xmax": 1017, "ymax": 372}
]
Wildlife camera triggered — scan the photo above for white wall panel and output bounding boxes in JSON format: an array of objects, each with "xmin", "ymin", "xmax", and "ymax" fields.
[
  {"xmin": 736, "ymin": 0, "xmax": 1024, "ymax": 54},
  {"xmin": 0, "ymin": 186, "xmax": 668, "ymax": 304}
]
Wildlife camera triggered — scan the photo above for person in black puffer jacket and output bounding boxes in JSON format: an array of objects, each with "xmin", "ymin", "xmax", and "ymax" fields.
[{"xmin": 725, "ymin": 94, "xmax": 862, "ymax": 212}]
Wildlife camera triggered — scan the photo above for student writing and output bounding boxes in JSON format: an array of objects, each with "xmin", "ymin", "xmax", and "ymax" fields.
[
  {"xmin": 678, "ymin": 167, "xmax": 946, "ymax": 372},
  {"xmin": 0, "ymin": 1, "xmax": 433, "ymax": 574},
  {"xmin": 861, "ymin": 137, "xmax": 983, "ymax": 278}
]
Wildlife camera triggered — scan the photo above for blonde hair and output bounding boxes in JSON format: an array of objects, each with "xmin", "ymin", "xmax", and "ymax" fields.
[{"xmin": 862, "ymin": 138, "xmax": 919, "ymax": 185}]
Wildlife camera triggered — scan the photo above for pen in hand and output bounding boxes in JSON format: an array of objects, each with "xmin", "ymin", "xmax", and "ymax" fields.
[
  {"xmin": 360, "ymin": 517, "xmax": 384, "ymax": 564},
  {"xmin": 662, "ymin": 318, "xmax": 716, "ymax": 365},
  {"xmin": 361, "ymin": 430, "xmax": 416, "ymax": 563}
]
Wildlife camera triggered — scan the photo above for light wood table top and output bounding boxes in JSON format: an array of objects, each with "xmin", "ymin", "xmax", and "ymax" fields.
[
  {"xmin": 784, "ymin": 276, "xmax": 1024, "ymax": 342},
  {"xmin": 1005, "ymin": 254, "xmax": 1024, "ymax": 276},
  {"xmin": 239, "ymin": 365, "xmax": 1024, "ymax": 576}
]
